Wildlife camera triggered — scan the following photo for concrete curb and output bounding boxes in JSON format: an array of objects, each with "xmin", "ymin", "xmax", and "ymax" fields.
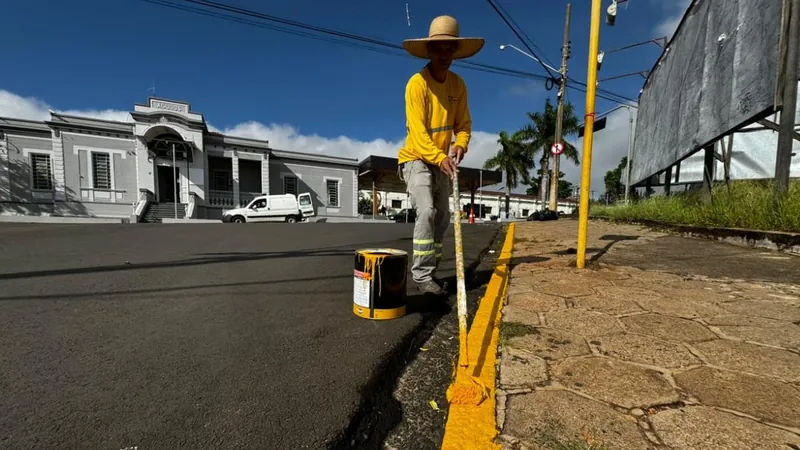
[
  {"xmin": 591, "ymin": 217, "xmax": 800, "ymax": 256},
  {"xmin": 441, "ymin": 223, "xmax": 515, "ymax": 450},
  {"xmin": 307, "ymin": 217, "xmax": 395, "ymax": 224}
]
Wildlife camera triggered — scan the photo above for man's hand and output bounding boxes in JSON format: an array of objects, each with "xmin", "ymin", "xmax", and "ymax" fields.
[
  {"xmin": 439, "ymin": 156, "xmax": 458, "ymax": 179},
  {"xmin": 449, "ymin": 146, "xmax": 465, "ymax": 165}
]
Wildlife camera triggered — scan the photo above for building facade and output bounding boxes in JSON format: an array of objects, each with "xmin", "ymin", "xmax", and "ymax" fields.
[
  {"xmin": 359, "ymin": 189, "xmax": 577, "ymax": 219},
  {"xmin": 0, "ymin": 98, "xmax": 359, "ymax": 222}
]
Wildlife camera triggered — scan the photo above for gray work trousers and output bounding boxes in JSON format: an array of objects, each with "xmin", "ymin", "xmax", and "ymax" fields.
[{"xmin": 401, "ymin": 159, "xmax": 451, "ymax": 283}]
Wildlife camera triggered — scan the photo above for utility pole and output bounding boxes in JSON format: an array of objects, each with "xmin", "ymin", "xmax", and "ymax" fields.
[
  {"xmin": 776, "ymin": 0, "xmax": 800, "ymax": 194},
  {"xmin": 623, "ymin": 106, "xmax": 634, "ymax": 204},
  {"xmin": 549, "ymin": 3, "xmax": 572, "ymax": 212}
]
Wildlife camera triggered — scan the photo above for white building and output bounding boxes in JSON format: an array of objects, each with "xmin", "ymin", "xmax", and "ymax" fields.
[
  {"xmin": 360, "ymin": 189, "xmax": 577, "ymax": 219},
  {"xmin": 0, "ymin": 97, "xmax": 360, "ymax": 222}
]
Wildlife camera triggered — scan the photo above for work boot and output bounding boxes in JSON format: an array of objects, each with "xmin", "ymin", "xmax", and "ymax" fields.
[
  {"xmin": 417, "ymin": 279, "xmax": 445, "ymax": 296},
  {"xmin": 432, "ymin": 276, "xmax": 450, "ymax": 293}
]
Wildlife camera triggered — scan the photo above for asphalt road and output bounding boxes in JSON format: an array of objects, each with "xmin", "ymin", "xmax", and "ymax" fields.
[{"xmin": 0, "ymin": 222, "xmax": 498, "ymax": 449}]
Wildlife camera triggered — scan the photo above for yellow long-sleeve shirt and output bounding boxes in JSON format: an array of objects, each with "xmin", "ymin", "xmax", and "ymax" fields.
[{"xmin": 398, "ymin": 66, "xmax": 472, "ymax": 166}]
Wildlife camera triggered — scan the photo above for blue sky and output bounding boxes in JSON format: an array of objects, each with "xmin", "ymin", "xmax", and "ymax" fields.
[{"xmin": 0, "ymin": 0, "xmax": 690, "ymax": 192}]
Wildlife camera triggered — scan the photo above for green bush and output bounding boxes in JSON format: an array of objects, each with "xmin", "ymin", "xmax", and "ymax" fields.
[{"xmin": 590, "ymin": 180, "xmax": 800, "ymax": 232}]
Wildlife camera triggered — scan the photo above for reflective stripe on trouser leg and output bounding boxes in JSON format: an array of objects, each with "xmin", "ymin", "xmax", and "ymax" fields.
[
  {"xmin": 404, "ymin": 160, "xmax": 438, "ymax": 283},
  {"xmin": 414, "ymin": 239, "xmax": 437, "ymax": 261}
]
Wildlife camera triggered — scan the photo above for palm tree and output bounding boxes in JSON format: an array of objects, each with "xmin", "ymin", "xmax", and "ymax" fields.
[
  {"xmin": 516, "ymin": 98, "xmax": 581, "ymax": 207},
  {"xmin": 484, "ymin": 130, "xmax": 532, "ymax": 217}
]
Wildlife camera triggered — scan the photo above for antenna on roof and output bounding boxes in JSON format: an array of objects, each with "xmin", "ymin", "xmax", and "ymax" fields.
[{"xmin": 406, "ymin": 3, "xmax": 411, "ymax": 26}]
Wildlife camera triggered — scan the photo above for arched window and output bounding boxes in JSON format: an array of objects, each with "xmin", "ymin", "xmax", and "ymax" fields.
[{"xmin": 147, "ymin": 133, "xmax": 193, "ymax": 162}]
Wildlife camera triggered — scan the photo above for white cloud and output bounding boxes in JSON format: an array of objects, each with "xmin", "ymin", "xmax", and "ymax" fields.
[
  {"xmin": 564, "ymin": 106, "xmax": 636, "ymax": 196},
  {"xmin": 219, "ymin": 119, "xmax": 505, "ymax": 178},
  {"xmin": 0, "ymin": 88, "xmax": 632, "ymax": 197},
  {"xmin": 0, "ymin": 90, "xmax": 133, "ymax": 123},
  {"xmin": 655, "ymin": 0, "xmax": 692, "ymax": 39}
]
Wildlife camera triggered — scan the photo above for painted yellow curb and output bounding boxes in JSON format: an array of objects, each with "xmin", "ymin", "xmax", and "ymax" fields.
[{"xmin": 441, "ymin": 223, "xmax": 515, "ymax": 450}]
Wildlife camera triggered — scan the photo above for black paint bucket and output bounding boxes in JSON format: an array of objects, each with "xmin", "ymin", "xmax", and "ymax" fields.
[{"xmin": 353, "ymin": 248, "xmax": 408, "ymax": 320}]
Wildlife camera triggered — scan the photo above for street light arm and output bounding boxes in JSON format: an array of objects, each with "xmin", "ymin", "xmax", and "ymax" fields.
[
  {"xmin": 577, "ymin": 104, "xmax": 635, "ymax": 128},
  {"xmin": 604, "ymin": 37, "xmax": 668, "ymax": 55},
  {"xmin": 500, "ymin": 44, "xmax": 561, "ymax": 75},
  {"xmin": 598, "ymin": 70, "xmax": 649, "ymax": 83}
]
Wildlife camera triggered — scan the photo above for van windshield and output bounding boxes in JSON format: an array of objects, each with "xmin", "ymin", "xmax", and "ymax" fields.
[{"xmin": 299, "ymin": 196, "xmax": 311, "ymax": 206}]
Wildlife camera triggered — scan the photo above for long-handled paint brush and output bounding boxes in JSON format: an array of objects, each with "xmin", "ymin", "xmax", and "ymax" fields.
[{"xmin": 446, "ymin": 167, "xmax": 490, "ymax": 406}]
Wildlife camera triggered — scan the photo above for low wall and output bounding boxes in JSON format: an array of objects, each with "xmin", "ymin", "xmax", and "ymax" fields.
[
  {"xmin": 161, "ymin": 218, "xmax": 221, "ymax": 224},
  {"xmin": 0, "ymin": 215, "xmax": 125, "ymax": 224},
  {"xmin": 309, "ymin": 217, "xmax": 395, "ymax": 224},
  {"xmin": 0, "ymin": 201, "xmax": 133, "ymax": 219}
]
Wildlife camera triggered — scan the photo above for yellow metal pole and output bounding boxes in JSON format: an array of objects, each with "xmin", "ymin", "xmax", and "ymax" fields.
[{"xmin": 576, "ymin": 0, "xmax": 603, "ymax": 269}]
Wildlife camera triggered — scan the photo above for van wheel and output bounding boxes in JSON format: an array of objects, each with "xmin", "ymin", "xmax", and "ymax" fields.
[
  {"xmin": 285, "ymin": 215, "xmax": 298, "ymax": 223},
  {"xmin": 232, "ymin": 216, "xmax": 246, "ymax": 223}
]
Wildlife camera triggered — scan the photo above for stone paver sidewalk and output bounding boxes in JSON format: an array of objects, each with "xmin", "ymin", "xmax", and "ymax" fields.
[{"xmin": 497, "ymin": 220, "xmax": 800, "ymax": 450}]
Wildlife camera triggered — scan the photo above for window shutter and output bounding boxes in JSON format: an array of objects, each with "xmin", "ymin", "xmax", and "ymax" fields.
[
  {"xmin": 31, "ymin": 153, "xmax": 53, "ymax": 190},
  {"xmin": 284, "ymin": 177, "xmax": 297, "ymax": 196},
  {"xmin": 92, "ymin": 153, "xmax": 112, "ymax": 190},
  {"xmin": 326, "ymin": 180, "xmax": 339, "ymax": 207}
]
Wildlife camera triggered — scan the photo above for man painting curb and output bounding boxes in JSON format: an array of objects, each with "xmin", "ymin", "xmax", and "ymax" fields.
[{"xmin": 398, "ymin": 16, "xmax": 485, "ymax": 296}]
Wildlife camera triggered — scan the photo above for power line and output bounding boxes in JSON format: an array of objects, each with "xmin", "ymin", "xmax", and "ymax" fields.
[
  {"xmin": 490, "ymin": 0, "xmax": 557, "ymax": 69},
  {"xmin": 142, "ymin": 0, "xmax": 555, "ymax": 82},
  {"xmin": 142, "ymin": 0, "xmax": 637, "ymax": 106},
  {"xmin": 566, "ymin": 82, "xmax": 637, "ymax": 107},
  {"xmin": 485, "ymin": 0, "xmax": 558, "ymax": 80},
  {"xmin": 483, "ymin": 0, "xmax": 637, "ymax": 104},
  {"xmin": 141, "ymin": 0, "xmax": 406, "ymax": 56},
  {"xmin": 569, "ymin": 79, "xmax": 638, "ymax": 104}
]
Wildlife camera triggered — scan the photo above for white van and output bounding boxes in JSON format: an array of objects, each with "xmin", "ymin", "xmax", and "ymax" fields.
[{"xmin": 221, "ymin": 193, "xmax": 315, "ymax": 223}]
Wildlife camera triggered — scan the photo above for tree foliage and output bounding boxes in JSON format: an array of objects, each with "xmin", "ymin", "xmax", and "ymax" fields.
[
  {"xmin": 484, "ymin": 130, "xmax": 532, "ymax": 214},
  {"xmin": 526, "ymin": 170, "xmax": 575, "ymax": 199},
  {"xmin": 603, "ymin": 157, "xmax": 629, "ymax": 202},
  {"xmin": 357, "ymin": 193, "xmax": 373, "ymax": 215},
  {"xmin": 517, "ymin": 99, "xmax": 581, "ymax": 169},
  {"xmin": 515, "ymin": 98, "xmax": 582, "ymax": 198},
  {"xmin": 482, "ymin": 98, "xmax": 582, "ymax": 211}
]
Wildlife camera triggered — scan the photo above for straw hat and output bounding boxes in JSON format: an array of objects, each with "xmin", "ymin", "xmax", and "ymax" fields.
[{"xmin": 402, "ymin": 16, "xmax": 485, "ymax": 60}]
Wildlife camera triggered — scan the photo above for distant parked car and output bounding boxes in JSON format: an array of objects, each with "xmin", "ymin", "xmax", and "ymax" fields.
[
  {"xmin": 390, "ymin": 208, "xmax": 416, "ymax": 223},
  {"xmin": 222, "ymin": 193, "xmax": 315, "ymax": 223},
  {"xmin": 527, "ymin": 208, "xmax": 559, "ymax": 222}
]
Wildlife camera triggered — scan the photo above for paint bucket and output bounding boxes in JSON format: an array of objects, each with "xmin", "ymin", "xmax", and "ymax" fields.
[{"xmin": 353, "ymin": 248, "xmax": 408, "ymax": 320}]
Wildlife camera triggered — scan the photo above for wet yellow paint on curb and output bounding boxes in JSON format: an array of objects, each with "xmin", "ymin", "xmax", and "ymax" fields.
[{"xmin": 441, "ymin": 223, "xmax": 515, "ymax": 450}]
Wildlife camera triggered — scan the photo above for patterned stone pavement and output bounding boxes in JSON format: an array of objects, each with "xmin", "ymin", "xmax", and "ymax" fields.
[{"xmin": 496, "ymin": 220, "xmax": 800, "ymax": 450}]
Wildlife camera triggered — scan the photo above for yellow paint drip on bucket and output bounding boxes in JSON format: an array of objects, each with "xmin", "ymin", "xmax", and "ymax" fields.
[{"xmin": 353, "ymin": 248, "xmax": 408, "ymax": 320}]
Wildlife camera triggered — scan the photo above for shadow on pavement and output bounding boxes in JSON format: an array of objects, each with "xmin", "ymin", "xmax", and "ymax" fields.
[
  {"xmin": 0, "ymin": 274, "xmax": 355, "ymax": 301},
  {"xmin": 510, "ymin": 255, "xmax": 551, "ymax": 267},
  {"xmin": 550, "ymin": 236, "xmax": 639, "ymax": 260},
  {"xmin": 406, "ymin": 295, "xmax": 453, "ymax": 315},
  {"xmin": 603, "ymin": 234, "xmax": 800, "ymax": 283},
  {"xmin": 0, "ymin": 236, "xmax": 419, "ymax": 281},
  {"xmin": 589, "ymin": 234, "xmax": 640, "ymax": 263},
  {"xmin": 553, "ymin": 247, "xmax": 602, "ymax": 255}
]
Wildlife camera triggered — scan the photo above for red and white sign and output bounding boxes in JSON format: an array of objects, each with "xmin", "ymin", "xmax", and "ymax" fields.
[{"xmin": 551, "ymin": 142, "xmax": 564, "ymax": 155}]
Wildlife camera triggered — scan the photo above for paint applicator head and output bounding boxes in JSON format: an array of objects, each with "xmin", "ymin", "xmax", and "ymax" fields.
[{"xmin": 446, "ymin": 373, "xmax": 489, "ymax": 406}]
